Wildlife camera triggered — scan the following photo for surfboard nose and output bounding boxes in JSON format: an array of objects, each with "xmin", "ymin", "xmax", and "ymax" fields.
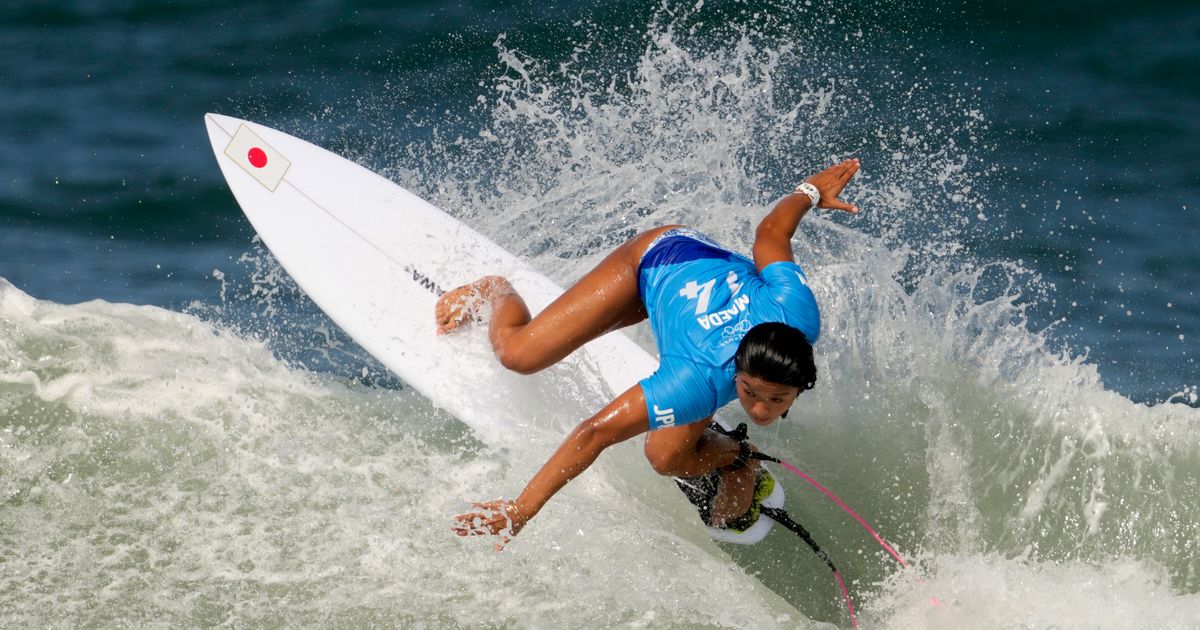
[{"xmin": 204, "ymin": 112, "xmax": 243, "ymax": 137}]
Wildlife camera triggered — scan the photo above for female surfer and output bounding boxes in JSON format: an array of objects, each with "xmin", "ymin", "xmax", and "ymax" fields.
[{"xmin": 443, "ymin": 158, "xmax": 861, "ymax": 542}]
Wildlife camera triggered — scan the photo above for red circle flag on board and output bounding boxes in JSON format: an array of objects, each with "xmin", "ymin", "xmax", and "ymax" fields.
[
  {"xmin": 247, "ymin": 147, "xmax": 269, "ymax": 168},
  {"xmin": 224, "ymin": 124, "xmax": 291, "ymax": 191}
]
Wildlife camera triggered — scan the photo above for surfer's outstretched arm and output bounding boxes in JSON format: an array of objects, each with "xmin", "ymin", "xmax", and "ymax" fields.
[
  {"xmin": 752, "ymin": 158, "xmax": 861, "ymax": 270},
  {"xmin": 452, "ymin": 384, "xmax": 651, "ymax": 539},
  {"xmin": 452, "ymin": 385, "xmax": 754, "ymax": 541}
]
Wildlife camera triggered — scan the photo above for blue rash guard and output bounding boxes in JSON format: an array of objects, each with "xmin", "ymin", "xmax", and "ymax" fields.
[{"xmin": 637, "ymin": 228, "xmax": 820, "ymax": 430}]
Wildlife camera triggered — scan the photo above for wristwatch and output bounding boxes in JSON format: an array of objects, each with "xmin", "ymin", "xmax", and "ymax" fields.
[{"xmin": 794, "ymin": 182, "xmax": 820, "ymax": 210}]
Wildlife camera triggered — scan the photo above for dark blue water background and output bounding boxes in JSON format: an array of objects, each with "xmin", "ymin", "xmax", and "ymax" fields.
[{"xmin": 2, "ymin": 0, "xmax": 1197, "ymax": 403}]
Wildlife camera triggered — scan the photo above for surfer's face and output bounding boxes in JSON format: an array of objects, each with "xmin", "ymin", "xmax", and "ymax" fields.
[{"xmin": 734, "ymin": 373, "xmax": 800, "ymax": 426}]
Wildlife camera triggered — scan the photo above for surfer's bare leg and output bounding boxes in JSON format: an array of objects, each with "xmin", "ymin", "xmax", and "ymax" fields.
[
  {"xmin": 643, "ymin": 423, "xmax": 761, "ymax": 525},
  {"xmin": 435, "ymin": 225, "xmax": 682, "ymax": 374},
  {"xmin": 709, "ymin": 461, "xmax": 761, "ymax": 527}
]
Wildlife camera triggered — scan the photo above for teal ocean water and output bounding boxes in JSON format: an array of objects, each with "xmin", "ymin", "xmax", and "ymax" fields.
[{"xmin": 3, "ymin": 1, "xmax": 1198, "ymax": 627}]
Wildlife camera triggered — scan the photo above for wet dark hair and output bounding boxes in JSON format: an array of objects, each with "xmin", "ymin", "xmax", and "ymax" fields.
[{"xmin": 734, "ymin": 322, "xmax": 817, "ymax": 392}]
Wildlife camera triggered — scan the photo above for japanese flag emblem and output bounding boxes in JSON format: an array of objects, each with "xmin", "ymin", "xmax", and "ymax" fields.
[{"xmin": 224, "ymin": 124, "xmax": 291, "ymax": 192}]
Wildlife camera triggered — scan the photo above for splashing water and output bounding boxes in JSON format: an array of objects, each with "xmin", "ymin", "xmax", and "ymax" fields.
[
  {"xmin": 394, "ymin": 2, "xmax": 1200, "ymax": 624},
  {"xmin": 4, "ymin": 2, "xmax": 1199, "ymax": 628}
]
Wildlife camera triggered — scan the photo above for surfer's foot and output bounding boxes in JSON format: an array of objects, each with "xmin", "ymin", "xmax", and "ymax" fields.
[
  {"xmin": 709, "ymin": 462, "xmax": 762, "ymax": 528},
  {"xmin": 435, "ymin": 275, "xmax": 516, "ymax": 334}
]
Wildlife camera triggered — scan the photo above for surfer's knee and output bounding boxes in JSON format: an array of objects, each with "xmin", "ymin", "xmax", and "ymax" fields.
[
  {"xmin": 644, "ymin": 442, "xmax": 689, "ymax": 476},
  {"xmin": 494, "ymin": 337, "xmax": 544, "ymax": 375},
  {"xmin": 644, "ymin": 421, "xmax": 709, "ymax": 475},
  {"xmin": 643, "ymin": 223, "xmax": 685, "ymax": 238}
]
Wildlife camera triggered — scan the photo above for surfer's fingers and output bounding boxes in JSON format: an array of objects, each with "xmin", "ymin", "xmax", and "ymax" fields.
[
  {"xmin": 466, "ymin": 500, "xmax": 527, "ymax": 538},
  {"xmin": 823, "ymin": 161, "xmax": 859, "ymax": 196},
  {"xmin": 821, "ymin": 157, "xmax": 856, "ymax": 178},
  {"xmin": 455, "ymin": 501, "xmax": 510, "ymax": 530},
  {"xmin": 452, "ymin": 512, "xmax": 506, "ymax": 536},
  {"xmin": 451, "ymin": 518, "xmax": 485, "ymax": 536},
  {"xmin": 824, "ymin": 197, "xmax": 860, "ymax": 214},
  {"xmin": 805, "ymin": 159, "xmax": 859, "ymax": 208},
  {"xmin": 838, "ymin": 158, "xmax": 860, "ymax": 181},
  {"xmin": 451, "ymin": 510, "xmax": 486, "ymax": 527},
  {"xmin": 454, "ymin": 504, "xmax": 501, "ymax": 523}
]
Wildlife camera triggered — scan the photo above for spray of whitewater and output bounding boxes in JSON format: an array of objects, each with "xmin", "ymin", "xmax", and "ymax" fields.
[
  {"xmin": 4, "ymin": 2, "xmax": 1199, "ymax": 628},
  {"xmin": 388, "ymin": 2, "xmax": 1200, "ymax": 626}
]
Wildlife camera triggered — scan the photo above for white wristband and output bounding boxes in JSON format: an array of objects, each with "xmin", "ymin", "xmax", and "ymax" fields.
[{"xmin": 794, "ymin": 182, "xmax": 820, "ymax": 210}]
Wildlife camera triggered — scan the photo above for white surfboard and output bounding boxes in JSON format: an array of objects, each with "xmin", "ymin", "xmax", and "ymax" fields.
[{"xmin": 203, "ymin": 113, "xmax": 781, "ymax": 543}]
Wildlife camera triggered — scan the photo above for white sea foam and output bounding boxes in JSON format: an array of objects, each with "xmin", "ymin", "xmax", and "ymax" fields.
[{"xmin": 0, "ymin": 277, "xmax": 807, "ymax": 627}]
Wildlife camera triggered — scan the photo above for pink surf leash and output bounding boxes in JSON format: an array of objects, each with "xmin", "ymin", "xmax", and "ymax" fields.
[
  {"xmin": 710, "ymin": 423, "xmax": 918, "ymax": 627},
  {"xmin": 759, "ymin": 504, "xmax": 860, "ymax": 628},
  {"xmin": 769, "ymin": 457, "xmax": 909, "ymax": 570},
  {"xmin": 754, "ymin": 452, "xmax": 917, "ymax": 628}
]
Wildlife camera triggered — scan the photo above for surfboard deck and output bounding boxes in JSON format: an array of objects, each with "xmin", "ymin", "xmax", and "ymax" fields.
[{"xmin": 204, "ymin": 113, "xmax": 781, "ymax": 543}]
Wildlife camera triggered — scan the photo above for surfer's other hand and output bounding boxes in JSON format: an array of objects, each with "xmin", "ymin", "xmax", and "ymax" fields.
[
  {"xmin": 805, "ymin": 158, "xmax": 861, "ymax": 214},
  {"xmin": 452, "ymin": 499, "xmax": 528, "ymax": 548}
]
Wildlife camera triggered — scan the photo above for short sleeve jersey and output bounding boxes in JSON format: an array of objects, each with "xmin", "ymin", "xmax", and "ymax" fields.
[{"xmin": 636, "ymin": 229, "xmax": 820, "ymax": 430}]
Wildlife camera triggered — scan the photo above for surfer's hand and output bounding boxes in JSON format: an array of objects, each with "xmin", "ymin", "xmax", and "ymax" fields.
[
  {"xmin": 452, "ymin": 499, "xmax": 528, "ymax": 549},
  {"xmin": 805, "ymin": 158, "xmax": 861, "ymax": 214}
]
